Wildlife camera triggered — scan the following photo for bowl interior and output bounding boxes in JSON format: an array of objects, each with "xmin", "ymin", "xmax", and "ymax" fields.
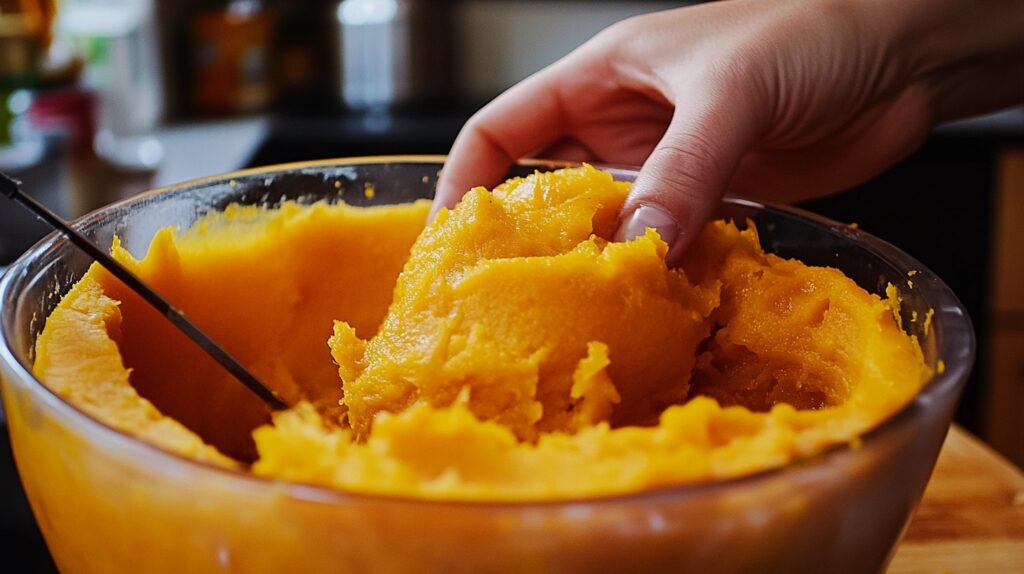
[{"xmin": 0, "ymin": 156, "xmax": 973, "ymax": 483}]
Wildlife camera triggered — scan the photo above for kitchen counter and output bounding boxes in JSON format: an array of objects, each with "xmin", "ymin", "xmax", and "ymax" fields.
[
  {"xmin": 0, "ymin": 117, "xmax": 268, "ymax": 268},
  {"xmin": 889, "ymin": 426, "xmax": 1024, "ymax": 573},
  {"xmin": 149, "ymin": 117, "xmax": 268, "ymax": 188}
]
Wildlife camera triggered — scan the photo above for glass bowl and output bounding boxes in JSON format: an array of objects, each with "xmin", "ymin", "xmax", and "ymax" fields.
[{"xmin": 0, "ymin": 157, "xmax": 974, "ymax": 573}]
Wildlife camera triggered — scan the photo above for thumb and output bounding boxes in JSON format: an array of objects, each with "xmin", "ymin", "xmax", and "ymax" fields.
[{"xmin": 615, "ymin": 97, "xmax": 757, "ymax": 266}]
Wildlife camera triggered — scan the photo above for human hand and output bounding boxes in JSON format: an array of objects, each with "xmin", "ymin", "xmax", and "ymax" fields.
[{"xmin": 434, "ymin": 0, "xmax": 1024, "ymax": 265}]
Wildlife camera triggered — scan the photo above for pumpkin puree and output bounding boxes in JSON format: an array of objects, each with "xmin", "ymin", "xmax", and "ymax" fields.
[{"xmin": 34, "ymin": 166, "xmax": 931, "ymax": 500}]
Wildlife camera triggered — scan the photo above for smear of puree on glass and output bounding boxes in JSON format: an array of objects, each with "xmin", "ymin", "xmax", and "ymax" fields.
[{"xmin": 33, "ymin": 166, "xmax": 931, "ymax": 500}]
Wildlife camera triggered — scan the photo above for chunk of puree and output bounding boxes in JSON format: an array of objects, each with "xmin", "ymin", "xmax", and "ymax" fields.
[{"xmin": 34, "ymin": 166, "xmax": 931, "ymax": 500}]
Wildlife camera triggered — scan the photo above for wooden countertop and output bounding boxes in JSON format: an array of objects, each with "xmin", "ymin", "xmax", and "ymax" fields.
[{"xmin": 888, "ymin": 425, "xmax": 1024, "ymax": 573}]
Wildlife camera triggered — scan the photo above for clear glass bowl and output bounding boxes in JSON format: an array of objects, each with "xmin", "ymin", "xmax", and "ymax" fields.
[{"xmin": 0, "ymin": 157, "xmax": 974, "ymax": 573}]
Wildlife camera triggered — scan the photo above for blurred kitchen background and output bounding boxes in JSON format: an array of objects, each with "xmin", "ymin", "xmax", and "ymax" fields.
[{"xmin": 0, "ymin": 0, "xmax": 1021, "ymax": 569}]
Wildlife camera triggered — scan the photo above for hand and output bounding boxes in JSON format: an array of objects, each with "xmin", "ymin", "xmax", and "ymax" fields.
[{"xmin": 434, "ymin": 0, "xmax": 1024, "ymax": 265}]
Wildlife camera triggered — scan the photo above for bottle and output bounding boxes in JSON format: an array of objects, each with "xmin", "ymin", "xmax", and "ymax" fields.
[
  {"xmin": 335, "ymin": 0, "xmax": 451, "ymax": 110},
  {"xmin": 0, "ymin": 0, "xmax": 56, "ymax": 142},
  {"xmin": 191, "ymin": 0, "xmax": 271, "ymax": 115},
  {"xmin": 57, "ymin": 0, "xmax": 165, "ymax": 169}
]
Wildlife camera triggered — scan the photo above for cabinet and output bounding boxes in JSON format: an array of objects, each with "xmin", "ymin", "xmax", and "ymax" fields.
[{"xmin": 986, "ymin": 148, "xmax": 1024, "ymax": 467}]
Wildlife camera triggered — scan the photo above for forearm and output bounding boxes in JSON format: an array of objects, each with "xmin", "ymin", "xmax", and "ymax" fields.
[{"xmin": 856, "ymin": 0, "xmax": 1024, "ymax": 122}]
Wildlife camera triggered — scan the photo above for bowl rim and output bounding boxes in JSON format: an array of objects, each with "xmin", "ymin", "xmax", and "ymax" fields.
[{"xmin": 0, "ymin": 155, "xmax": 976, "ymax": 508}]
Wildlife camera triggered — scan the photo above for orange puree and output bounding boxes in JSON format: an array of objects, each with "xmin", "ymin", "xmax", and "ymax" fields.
[
  {"xmin": 45, "ymin": 200, "xmax": 429, "ymax": 460},
  {"xmin": 332, "ymin": 167, "xmax": 717, "ymax": 440},
  {"xmin": 32, "ymin": 276, "xmax": 235, "ymax": 467},
  {"xmin": 34, "ymin": 166, "xmax": 931, "ymax": 500}
]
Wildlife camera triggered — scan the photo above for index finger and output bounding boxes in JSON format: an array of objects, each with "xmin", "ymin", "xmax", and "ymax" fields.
[{"xmin": 433, "ymin": 67, "xmax": 572, "ymax": 216}]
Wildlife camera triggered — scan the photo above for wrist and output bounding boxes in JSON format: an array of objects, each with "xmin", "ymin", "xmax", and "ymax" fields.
[{"xmin": 864, "ymin": 0, "xmax": 1024, "ymax": 122}]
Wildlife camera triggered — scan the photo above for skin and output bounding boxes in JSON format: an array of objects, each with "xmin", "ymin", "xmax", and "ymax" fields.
[{"xmin": 433, "ymin": 0, "xmax": 1024, "ymax": 265}]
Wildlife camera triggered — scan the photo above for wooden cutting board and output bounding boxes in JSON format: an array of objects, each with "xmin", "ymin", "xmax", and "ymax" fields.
[{"xmin": 888, "ymin": 425, "xmax": 1024, "ymax": 573}]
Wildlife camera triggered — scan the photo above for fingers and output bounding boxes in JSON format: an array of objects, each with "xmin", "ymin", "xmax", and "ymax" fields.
[
  {"xmin": 615, "ymin": 91, "xmax": 759, "ymax": 266},
  {"xmin": 536, "ymin": 138, "xmax": 599, "ymax": 164},
  {"xmin": 432, "ymin": 68, "xmax": 572, "ymax": 218}
]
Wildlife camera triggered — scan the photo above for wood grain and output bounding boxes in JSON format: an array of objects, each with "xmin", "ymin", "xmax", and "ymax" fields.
[{"xmin": 888, "ymin": 426, "xmax": 1024, "ymax": 573}]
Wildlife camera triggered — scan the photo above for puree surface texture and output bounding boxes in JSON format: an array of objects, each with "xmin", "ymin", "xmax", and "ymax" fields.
[{"xmin": 34, "ymin": 166, "xmax": 932, "ymax": 499}]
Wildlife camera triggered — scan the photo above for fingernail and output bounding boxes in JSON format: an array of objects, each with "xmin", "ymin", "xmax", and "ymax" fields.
[
  {"xmin": 615, "ymin": 205, "xmax": 679, "ymax": 244},
  {"xmin": 427, "ymin": 202, "xmax": 442, "ymax": 223},
  {"xmin": 427, "ymin": 183, "xmax": 452, "ymax": 222}
]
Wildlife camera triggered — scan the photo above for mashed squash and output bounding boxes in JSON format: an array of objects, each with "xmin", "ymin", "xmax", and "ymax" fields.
[
  {"xmin": 65, "ymin": 200, "xmax": 429, "ymax": 460},
  {"xmin": 333, "ymin": 168, "xmax": 717, "ymax": 441},
  {"xmin": 34, "ymin": 166, "xmax": 932, "ymax": 500}
]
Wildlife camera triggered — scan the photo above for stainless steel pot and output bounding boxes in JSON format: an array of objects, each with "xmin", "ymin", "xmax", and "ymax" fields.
[{"xmin": 335, "ymin": 0, "xmax": 451, "ymax": 109}]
